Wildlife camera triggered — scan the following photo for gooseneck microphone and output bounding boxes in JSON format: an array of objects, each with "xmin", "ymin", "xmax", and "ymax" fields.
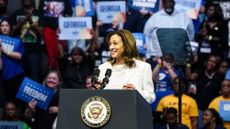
[{"xmin": 100, "ymin": 69, "xmax": 112, "ymax": 89}]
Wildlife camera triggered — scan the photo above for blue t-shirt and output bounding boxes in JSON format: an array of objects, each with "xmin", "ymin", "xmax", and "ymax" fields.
[
  {"xmin": 156, "ymin": 69, "xmax": 174, "ymax": 91},
  {"xmin": 151, "ymin": 68, "xmax": 185, "ymax": 111},
  {"xmin": 2, "ymin": 37, "xmax": 24, "ymax": 80}
]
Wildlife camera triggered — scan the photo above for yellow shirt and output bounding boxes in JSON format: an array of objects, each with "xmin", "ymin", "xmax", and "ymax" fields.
[
  {"xmin": 156, "ymin": 94, "xmax": 199, "ymax": 129},
  {"xmin": 209, "ymin": 96, "xmax": 230, "ymax": 129}
]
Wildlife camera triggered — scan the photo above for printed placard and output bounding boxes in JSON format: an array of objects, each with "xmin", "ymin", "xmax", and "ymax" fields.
[
  {"xmin": 96, "ymin": 1, "xmax": 126, "ymax": 23},
  {"xmin": 132, "ymin": 33, "xmax": 146, "ymax": 55},
  {"xmin": 16, "ymin": 77, "xmax": 55, "ymax": 110},
  {"xmin": 175, "ymin": 0, "xmax": 202, "ymax": 19},
  {"xmin": 130, "ymin": 0, "xmax": 159, "ymax": 12},
  {"xmin": 75, "ymin": 0, "xmax": 94, "ymax": 16},
  {"xmin": 44, "ymin": 1, "xmax": 64, "ymax": 17},
  {"xmin": 219, "ymin": 1, "xmax": 230, "ymax": 20},
  {"xmin": 0, "ymin": 121, "xmax": 23, "ymax": 129},
  {"xmin": 0, "ymin": 35, "xmax": 20, "ymax": 53},
  {"xmin": 219, "ymin": 100, "xmax": 230, "ymax": 121},
  {"xmin": 59, "ymin": 17, "xmax": 93, "ymax": 40}
]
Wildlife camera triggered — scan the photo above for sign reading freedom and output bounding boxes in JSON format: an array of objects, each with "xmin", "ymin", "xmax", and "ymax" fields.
[{"xmin": 16, "ymin": 77, "xmax": 55, "ymax": 110}]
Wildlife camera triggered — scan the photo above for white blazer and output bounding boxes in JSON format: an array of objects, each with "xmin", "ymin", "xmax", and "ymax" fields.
[{"xmin": 98, "ymin": 59, "xmax": 155, "ymax": 103}]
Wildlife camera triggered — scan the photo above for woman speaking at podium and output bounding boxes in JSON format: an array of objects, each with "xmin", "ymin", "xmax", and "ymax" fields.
[{"xmin": 96, "ymin": 29, "xmax": 155, "ymax": 104}]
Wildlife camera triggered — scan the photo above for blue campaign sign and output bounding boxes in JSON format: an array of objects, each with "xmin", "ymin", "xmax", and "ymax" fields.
[
  {"xmin": 75, "ymin": 0, "xmax": 94, "ymax": 16},
  {"xmin": 128, "ymin": 0, "xmax": 159, "ymax": 12},
  {"xmin": 0, "ymin": 121, "xmax": 23, "ymax": 129},
  {"xmin": 16, "ymin": 77, "xmax": 55, "ymax": 110},
  {"xmin": 0, "ymin": 35, "xmax": 20, "ymax": 53},
  {"xmin": 219, "ymin": 100, "xmax": 230, "ymax": 122},
  {"xmin": 132, "ymin": 33, "xmax": 146, "ymax": 55}
]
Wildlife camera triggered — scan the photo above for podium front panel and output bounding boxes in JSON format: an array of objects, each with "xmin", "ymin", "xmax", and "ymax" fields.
[{"xmin": 57, "ymin": 89, "xmax": 153, "ymax": 129}]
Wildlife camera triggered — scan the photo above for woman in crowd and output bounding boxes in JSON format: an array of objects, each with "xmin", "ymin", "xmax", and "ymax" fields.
[
  {"xmin": 0, "ymin": 18, "xmax": 25, "ymax": 105},
  {"xmin": 62, "ymin": 47, "xmax": 92, "ymax": 89},
  {"xmin": 25, "ymin": 70, "xmax": 61, "ymax": 129},
  {"xmin": 96, "ymin": 29, "xmax": 155, "ymax": 103},
  {"xmin": 188, "ymin": 55, "xmax": 224, "ymax": 128},
  {"xmin": 195, "ymin": 3, "xmax": 228, "ymax": 63}
]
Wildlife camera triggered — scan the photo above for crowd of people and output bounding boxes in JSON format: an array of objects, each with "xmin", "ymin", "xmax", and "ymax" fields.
[{"xmin": 0, "ymin": 0, "xmax": 229, "ymax": 129}]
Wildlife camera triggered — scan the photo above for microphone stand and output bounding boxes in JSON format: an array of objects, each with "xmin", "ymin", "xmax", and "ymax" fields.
[{"xmin": 175, "ymin": 61, "xmax": 187, "ymax": 129}]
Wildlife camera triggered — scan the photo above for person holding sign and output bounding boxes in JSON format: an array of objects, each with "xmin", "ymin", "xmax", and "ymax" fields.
[
  {"xmin": 0, "ymin": 18, "xmax": 25, "ymax": 105},
  {"xmin": 95, "ymin": 29, "xmax": 155, "ymax": 104},
  {"xmin": 25, "ymin": 70, "xmax": 61, "ymax": 129},
  {"xmin": 208, "ymin": 79, "xmax": 230, "ymax": 129},
  {"xmin": 38, "ymin": 0, "xmax": 72, "ymax": 69}
]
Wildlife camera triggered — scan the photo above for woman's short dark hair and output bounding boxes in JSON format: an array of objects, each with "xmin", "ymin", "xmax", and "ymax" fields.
[
  {"xmin": 206, "ymin": 108, "xmax": 224, "ymax": 126},
  {"xmin": 163, "ymin": 53, "xmax": 175, "ymax": 63},
  {"xmin": 0, "ymin": 18, "xmax": 13, "ymax": 35}
]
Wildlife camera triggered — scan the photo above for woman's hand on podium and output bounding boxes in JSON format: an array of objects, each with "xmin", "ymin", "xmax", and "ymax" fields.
[{"xmin": 123, "ymin": 84, "xmax": 135, "ymax": 90}]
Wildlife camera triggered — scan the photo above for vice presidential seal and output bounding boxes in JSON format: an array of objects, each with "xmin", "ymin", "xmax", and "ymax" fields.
[{"xmin": 81, "ymin": 96, "xmax": 111, "ymax": 128}]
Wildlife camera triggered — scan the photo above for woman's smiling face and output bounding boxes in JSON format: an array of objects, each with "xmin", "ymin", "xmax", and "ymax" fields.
[
  {"xmin": 108, "ymin": 34, "xmax": 125, "ymax": 61},
  {"xmin": 45, "ymin": 72, "xmax": 60, "ymax": 89}
]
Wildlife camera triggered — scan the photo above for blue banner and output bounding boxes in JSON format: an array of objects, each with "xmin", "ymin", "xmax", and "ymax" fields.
[
  {"xmin": 59, "ymin": 17, "xmax": 93, "ymax": 40},
  {"xmin": 16, "ymin": 77, "xmax": 55, "ymax": 110},
  {"xmin": 96, "ymin": 1, "xmax": 126, "ymax": 24},
  {"xmin": 132, "ymin": 33, "xmax": 146, "ymax": 55},
  {"xmin": 219, "ymin": 101, "xmax": 230, "ymax": 122},
  {"xmin": 0, "ymin": 35, "xmax": 20, "ymax": 53},
  {"xmin": 128, "ymin": 0, "xmax": 159, "ymax": 12},
  {"xmin": 74, "ymin": 0, "xmax": 94, "ymax": 16},
  {"xmin": 0, "ymin": 121, "xmax": 23, "ymax": 129}
]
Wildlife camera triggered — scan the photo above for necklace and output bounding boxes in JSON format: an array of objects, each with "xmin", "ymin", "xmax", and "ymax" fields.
[
  {"xmin": 205, "ymin": 70, "xmax": 215, "ymax": 79},
  {"xmin": 113, "ymin": 64, "xmax": 127, "ymax": 72}
]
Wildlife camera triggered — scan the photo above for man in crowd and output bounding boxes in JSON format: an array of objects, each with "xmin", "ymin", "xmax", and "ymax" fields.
[
  {"xmin": 209, "ymin": 79, "xmax": 230, "ymax": 129},
  {"xmin": 144, "ymin": 0, "xmax": 194, "ymax": 58},
  {"xmin": 156, "ymin": 77, "xmax": 198, "ymax": 129}
]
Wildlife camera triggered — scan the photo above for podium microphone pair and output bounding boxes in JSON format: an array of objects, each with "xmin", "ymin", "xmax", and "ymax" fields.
[{"xmin": 91, "ymin": 68, "xmax": 112, "ymax": 89}]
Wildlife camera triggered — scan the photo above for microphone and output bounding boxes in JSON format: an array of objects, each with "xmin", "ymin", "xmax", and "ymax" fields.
[
  {"xmin": 91, "ymin": 68, "xmax": 100, "ymax": 88},
  {"xmin": 100, "ymin": 69, "xmax": 112, "ymax": 89}
]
